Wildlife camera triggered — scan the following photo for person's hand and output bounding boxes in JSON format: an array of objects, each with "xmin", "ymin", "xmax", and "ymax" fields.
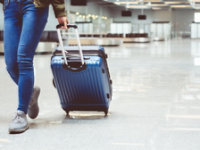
[{"xmin": 57, "ymin": 16, "xmax": 68, "ymax": 29}]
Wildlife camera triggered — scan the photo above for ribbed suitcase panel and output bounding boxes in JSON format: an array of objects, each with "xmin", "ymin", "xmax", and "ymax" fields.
[
  {"xmin": 58, "ymin": 66, "xmax": 106, "ymax": 105},
  {"xmin": 51, "ymin": 55, "xmax": 110, "ymax": 111}
]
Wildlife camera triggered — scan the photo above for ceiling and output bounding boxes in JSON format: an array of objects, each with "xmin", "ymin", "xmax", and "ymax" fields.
[{"xmin": 95, "ymin": 0, "xmax": 200, "ymax": 10}]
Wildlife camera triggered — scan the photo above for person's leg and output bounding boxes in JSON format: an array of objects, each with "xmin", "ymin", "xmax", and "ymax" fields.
[
  {"xmin": 17, "ymin": 1, "xmax": 49, "ymax": 114},
  {"xmin": 9, "ymin": 1, "xmax": 49, "ymax": 134},
  {"xmin": 4, "ymin": 0, "xmax": 29, "ymax": 134},
  {"xmin": 4, "ymin": 0, "xmax": 22, "ymax": 85}
]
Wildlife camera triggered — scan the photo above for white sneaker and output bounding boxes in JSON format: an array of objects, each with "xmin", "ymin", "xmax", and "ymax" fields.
[{"xmin": 9, "ymin": 110, "xmax": 29, "ymax": 134}]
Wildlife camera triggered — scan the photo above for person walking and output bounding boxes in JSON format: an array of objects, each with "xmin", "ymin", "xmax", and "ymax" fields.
[{"xmin": 0, "ymin": 0, "xmax": 68, "ymax": 134}]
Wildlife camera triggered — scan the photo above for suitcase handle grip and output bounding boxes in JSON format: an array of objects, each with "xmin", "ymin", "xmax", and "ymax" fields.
[
  {"xmin": 56, "ymin": 24, "xmax": 78, "ymax": 29},
  {"xmin": 56, "ymin": 24, "xmax": 84, "ymax": 66}
]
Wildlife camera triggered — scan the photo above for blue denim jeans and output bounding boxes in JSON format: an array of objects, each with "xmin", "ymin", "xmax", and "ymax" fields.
[{"xmin": 4, "ymin": 0, "xmax": 49, "ymax": 113}]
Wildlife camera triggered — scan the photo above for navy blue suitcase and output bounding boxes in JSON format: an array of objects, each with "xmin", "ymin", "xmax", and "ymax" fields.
[{"xmin": 51, "ymin": 25, "xmax": 112, "ymax": 115}]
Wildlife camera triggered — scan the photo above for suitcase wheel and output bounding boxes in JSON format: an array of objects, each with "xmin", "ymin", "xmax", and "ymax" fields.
[
  {"xmin": 104, "ymin": 109, "xmax": 108, "ymax": 116},
  {"xmin": 52, "ymin": 78, "xmax": 56, "ymax": 88},
  {"xmin": 62, "ymin": 107, "xmax": 69, "ymax": 116},
  {"xmin": 65, "ymin": 111, "xmax": 69, "ymax": 116}
]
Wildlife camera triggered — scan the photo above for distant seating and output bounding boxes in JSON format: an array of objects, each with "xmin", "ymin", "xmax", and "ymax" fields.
[
  {"xmin": 48, "ymin": 31, "xmax": 58, "ymax": 42},
  {"xmin": 40, "ymin": 31, "xmax": 49, "ymax": 41},
  {"xmin": 0, "ymin": 30, "xmax": 59, "ymax": 42},
  {"xmin": 124, "ymin": 33, "xmax": 150, "ymax": 43},
  {"xmin": 93, "ymin": 34, "xmax": 101, "ymax": 38},
  {"xmin": 80, "ymin": 34, "xmax": 87, "ymax": 37},
  {"xmin": 106, "ymin": 34, "xmax": 123, "ymax": 38},
  {"xmin": 40, "ymin": 31, "xmax": 58, "ymax": 42},
  {"xmin": 126, "ymin": 33, "xmax": 148, "ymax": 38},
  {"xmin": 79, "ymin": 34, "xmax": 123, "ymax": 38}
]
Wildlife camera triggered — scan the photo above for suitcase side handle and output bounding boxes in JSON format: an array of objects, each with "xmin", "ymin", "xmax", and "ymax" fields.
[
  {"xmin": 63, "ymin": 62, "xmax": 87, "ymax": 72},
  {"xmin": 56, "ymin": 24, "xmax": 84, "ymax": 66}
]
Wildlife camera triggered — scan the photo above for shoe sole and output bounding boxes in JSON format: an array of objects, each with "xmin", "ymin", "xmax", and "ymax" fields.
[
  {"xmin": 9, "ymin": 126, "xmax": 29, "ymax": 134},
  {"xmin": 28, "ymin": 87, "xmax": 40, "ymax": 119}
]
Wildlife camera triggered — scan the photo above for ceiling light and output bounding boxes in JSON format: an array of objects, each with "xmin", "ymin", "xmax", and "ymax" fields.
[
  {"xmin": 150, "ymin": 4, "xmax": 167, "ymax": 7},
  {"xmin": 152, "ymin": 7, "xmax": 163, "ymax": 10},
  {"xmin": 114, "ymin": 1, "xmax": 139, "ymax": 5},
  {"xmin": 127, "ymin": 5, "xmax": 151, "ymax": 9},
  {"xmin": 190, "ymin": 0, "xmax": 200, "ymax": 2},
  {"xmin": 165, "ymin": 1, "xmax": 183, "ymax": 4},
  {"xmin": 171, "ymin": 5, "xmax": 192, "ymax": 8},
  {"xmin": 144, "ymin": 0, "xmax": 162, "ymax": 2},
  {"xmin": 165, "ymin": 1, "xmax": 189, "ymax": 5}
]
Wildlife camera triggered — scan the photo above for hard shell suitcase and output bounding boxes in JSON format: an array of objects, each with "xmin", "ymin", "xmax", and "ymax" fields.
[{"xmin": 51, "ymin": 24, "xmax": 112, "ymax": 115}]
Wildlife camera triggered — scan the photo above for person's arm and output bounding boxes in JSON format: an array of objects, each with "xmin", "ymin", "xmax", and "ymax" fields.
[
  {"xmin": 51, "ymin": 0, "xmax": 66, "ymax": 18},
  {"xmin": 51, "ymin": 0, "xmax": 68, "ymax": 28}
]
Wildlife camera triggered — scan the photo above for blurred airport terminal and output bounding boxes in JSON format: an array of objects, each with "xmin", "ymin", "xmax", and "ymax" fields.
[{"xmin": 1, "ymin": 0, "xmax": 200, "ymax": 150}]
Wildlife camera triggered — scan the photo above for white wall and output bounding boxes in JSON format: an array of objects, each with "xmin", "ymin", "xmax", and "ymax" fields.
[
  {"xmin": 112, "ymin": 8, "xmax": 194, "ymax": 34},
  {"xmin": 172, "ymin": 9, "xmax": 194, "ymax": 33},
  {"xmin": 66, "ymin": 1, "xmax": 112, "ymax": 18},
  {"xmin": 44, "ymin": 6, "xmax": 58, "ymax": 31},
  {"xmin": 152, "ymin": 9, "xmax": 172, "ymax": 22},
  {"xmin": 112, "ymin": 9, "xmax": 170, "ymax": 24},
  {"xmin": 112, "ymin": 9, "xmax": 153, "ymax": 24}
]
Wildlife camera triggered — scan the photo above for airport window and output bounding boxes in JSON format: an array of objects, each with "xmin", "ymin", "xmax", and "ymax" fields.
[{"xmin": 194, "ymin": 12, "xmax": 200, "ymax": 22}]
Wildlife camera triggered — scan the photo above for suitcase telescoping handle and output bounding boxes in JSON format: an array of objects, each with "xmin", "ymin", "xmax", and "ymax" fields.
[
  {"xmin": 56, "ymin": 24, "xmax": 78, "ymax": 29},
  {"xmin": 56, "ymin": 24, "xmax": 84, "ymax": 66}
]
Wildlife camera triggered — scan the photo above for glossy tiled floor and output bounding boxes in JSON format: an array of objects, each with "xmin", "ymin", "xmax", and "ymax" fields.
[{"xmin": 0, "ymin": 39, "xmax": 200, "ymax": 150}]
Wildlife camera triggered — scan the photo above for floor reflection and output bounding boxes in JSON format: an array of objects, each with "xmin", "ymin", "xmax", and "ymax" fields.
[{"xmin": 0, "ymin": 39, "xmax": 200, "ymax": 149}]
